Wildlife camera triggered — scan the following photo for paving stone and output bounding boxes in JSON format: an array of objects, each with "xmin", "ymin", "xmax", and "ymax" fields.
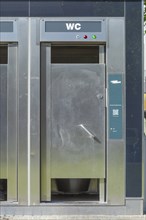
[{"xmin": 0, "ymin": 215, "xmax": 146, "ymax": 220}]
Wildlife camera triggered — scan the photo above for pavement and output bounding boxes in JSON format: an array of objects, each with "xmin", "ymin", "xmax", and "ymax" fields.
[{"xmin": 1, "ymin": 216, "xmax": 146, "ymax": 220}]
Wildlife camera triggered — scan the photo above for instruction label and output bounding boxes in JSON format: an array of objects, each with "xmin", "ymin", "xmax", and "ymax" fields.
[{"xmin": 109, "ymin": 74, "xmax": 123, "ymax": 139}]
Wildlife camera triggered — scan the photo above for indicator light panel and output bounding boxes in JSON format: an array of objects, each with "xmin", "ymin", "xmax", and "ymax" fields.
[{"xmin": 75, "ymin": 34, "xmax": 98, "ymax": 40}]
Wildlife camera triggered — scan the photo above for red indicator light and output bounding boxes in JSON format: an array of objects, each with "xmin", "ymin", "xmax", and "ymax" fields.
[{"xmin": 84, "ymin": 35, "xmax": 88, "ymax": 39}]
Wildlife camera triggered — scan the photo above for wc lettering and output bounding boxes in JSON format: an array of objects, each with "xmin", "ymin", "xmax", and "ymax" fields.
[{"xmin": 66, "ymin": 23, "xmax": 81, "ymax": 31}]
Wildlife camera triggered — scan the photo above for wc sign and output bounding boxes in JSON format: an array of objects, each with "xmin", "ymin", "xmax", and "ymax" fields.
[
  {"xmin": 44, "ymin": 21, "xmax": 102, "ymax": 32},
  {"xmin": 66, "ymin": 23, "xmax": 81, "ymax": 31}
]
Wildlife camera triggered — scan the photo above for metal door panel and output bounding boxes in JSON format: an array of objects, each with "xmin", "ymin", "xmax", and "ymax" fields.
[
  {"xmin": 0, "ymin": 65, "xmax": 7, "ymax": 179},
  {"xmin": 50, "ymin": 64, "xmax": 105, "ymax": 178},
  {"xmin": 7, "ymin": 44, "xmax": 18, "ymax": 201},
  {"xmin": 0, "ymin": 45, "xmax": 18, "ymax": 201}
]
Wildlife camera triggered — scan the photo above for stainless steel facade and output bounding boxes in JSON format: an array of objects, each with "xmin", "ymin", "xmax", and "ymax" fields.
[{"xmin": 0, "ymin": 16, "xmax": 143, "ymax": 214}]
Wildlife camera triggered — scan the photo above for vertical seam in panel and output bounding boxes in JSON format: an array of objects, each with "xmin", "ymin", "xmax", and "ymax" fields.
[
  {"xmin": 7, "ymin": 47, "xmax": 9, "ymax": 181},
  {"xmin": 28, "ymin": 17, "xmax": 31, "ymax": 206},
  {"xmin": 16, "ymin": 44, "xmax": 18, "ymax": 200},
  {"xmin": 141, "ymin": 0, "xmax": 145, "ymax": 199},
  {"xmin": 29, "ymin": 0, "xmax": 30, "ymax": 17}
]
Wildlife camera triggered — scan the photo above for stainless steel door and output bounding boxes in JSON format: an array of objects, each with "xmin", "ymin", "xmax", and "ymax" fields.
[
  {"xmin": 41, "ymin": 45, "xmax": 106, "ymax": 200},
  {"xmin": 0, "ymin": 44, "xmax": 18, "ymax": 201},
  {"xmin": 50, "ymin": 64, "xmax": 105, "ymax": 178}
]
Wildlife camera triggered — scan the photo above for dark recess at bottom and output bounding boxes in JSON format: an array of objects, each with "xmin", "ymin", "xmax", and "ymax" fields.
[{"xmin": 0, "ymin": 179, "xmax": 7, "ymax": 201}]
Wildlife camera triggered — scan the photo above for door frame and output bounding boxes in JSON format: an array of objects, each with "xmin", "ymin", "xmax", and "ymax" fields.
[{"xmin": 40, "ymin": 43, "xmax": 106, "ymax": 202}]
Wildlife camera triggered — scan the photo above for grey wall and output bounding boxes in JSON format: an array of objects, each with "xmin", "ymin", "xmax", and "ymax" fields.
[
  {"xmin": 0, "ymin": 0, "xmax": 124, "ymax": 17},
  {"xmin": 0, "ymin": 1, "xmax": 29, "ymax": 16},
  {"xmin": 125, "ymin": 1, "xmax": 143, "ymax": 197}
]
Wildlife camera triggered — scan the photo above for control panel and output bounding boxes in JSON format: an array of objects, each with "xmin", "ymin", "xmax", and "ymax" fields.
[{"xmin": 40, "ymin": 19, "xmax": 106, "ymax": 42}]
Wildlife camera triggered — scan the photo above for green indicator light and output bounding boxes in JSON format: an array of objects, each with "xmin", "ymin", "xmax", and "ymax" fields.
[{"xmin": 92, "ymin": 35, "xmax": 96, "ymax": 39}]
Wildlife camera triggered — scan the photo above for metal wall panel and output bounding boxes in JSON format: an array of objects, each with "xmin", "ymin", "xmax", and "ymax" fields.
[
  {"xmin": 0, "ymin": 65, "xmax": 7, "ymax": 179},
  {"xmin": 0, "ymin": 1, "xmax": 29, "ymax": 17},
  {"xmin": 107, "ymin": 19, "xmax": 125, "ymax": 74},
  {"xmin": 107, "ymin": 18, "xmax": 125, "ymax": 205},
  {"xmin": 7, "ymin": 44, "xmax": 18, "ymax": 201},
  {"xmin": 17, "ymin": 18, "xmax": 29, "ymax": 204},
  {"xmin": 30, "ymin": 1, "xmax": 124, "ymax": 17},
  {"xmin": 126, "ymin": 1, "xmax": 143, "ymax": 198},
  {"xmin": 0, "ymin": 0, "xmax": 124, "ymax": 17},
  {"xmin": 41, "ymin": 44, "xmax": 51, "ymax": 202},
  {"xmin": 30, "ymin": 18, "xmax": 40, "ymax": 205}
]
